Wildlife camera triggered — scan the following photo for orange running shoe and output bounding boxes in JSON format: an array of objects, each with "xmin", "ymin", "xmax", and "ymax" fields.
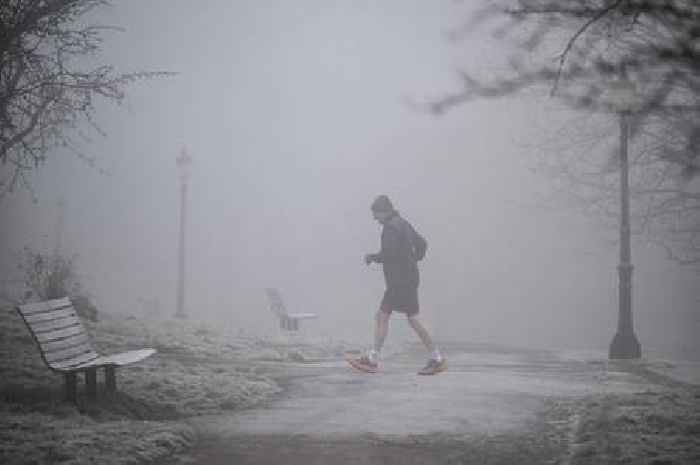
[
  {"xmin": 347, "ymin": 355, "xmax": 379, "ymax": 373},
  {"xmin": 418, "ymin": 358, "xmax": 447, "ymax": 375}
]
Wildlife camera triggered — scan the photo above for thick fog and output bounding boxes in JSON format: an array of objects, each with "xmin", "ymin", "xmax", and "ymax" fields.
[{"xmin": 1, "ymin": 1, "xmax": 698, "ymax": 358}]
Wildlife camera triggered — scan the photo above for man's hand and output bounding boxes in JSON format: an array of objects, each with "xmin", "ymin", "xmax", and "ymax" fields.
[{"xmin": 364, "ymin": 253, "xmax": 375, "ymax": 266}]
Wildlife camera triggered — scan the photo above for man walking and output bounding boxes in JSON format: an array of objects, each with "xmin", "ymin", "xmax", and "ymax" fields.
[{"xmin": 348, "ymin": 195, "xmax": 446, "ymax": 375}]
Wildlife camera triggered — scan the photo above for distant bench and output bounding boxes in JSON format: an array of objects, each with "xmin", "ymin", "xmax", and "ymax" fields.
[
  {"xmin": 16, "ymin": 297, "xmax": 156, "ymax": 402},
  {"xmin": 264, "ymin": 288, "xmax": 318, "ymax": 331}
]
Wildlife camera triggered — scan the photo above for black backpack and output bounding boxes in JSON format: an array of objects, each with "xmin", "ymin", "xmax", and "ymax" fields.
[
  {"xmin": 386, "ymin": 216, "xmax": 428, "ymax": 261},
  {"xmin": 412, "ymin": 230, "xmax": 428, "ymax": 261}
]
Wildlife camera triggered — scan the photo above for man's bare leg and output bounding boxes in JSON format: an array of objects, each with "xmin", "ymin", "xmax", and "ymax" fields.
[
  {"xmin": 347, "ymin": 310, "xmax": 389, "ymax": 372},
  {"xmin": 373, "ymin": 310, "xmax": 391, "ymax": 358},
  {"xmin": 406, "ymin": 315, "xmax": 435, "ymax": 353},
  {"xmin": 408, "ymin": 315, "xmax": 446, "ymax": 375}
]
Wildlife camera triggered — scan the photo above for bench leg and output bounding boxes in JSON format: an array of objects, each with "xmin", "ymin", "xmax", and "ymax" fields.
[
  {"xmin": 85, "ymin": 368, "xmax": 97, "ymax": 400},
  {"xmin": 105, "ymin": 366, "xmax": 117, "ymax": 392},
  {"xmin": 65, "ymin": 372, "xmax": 77, "ymax": 403}
]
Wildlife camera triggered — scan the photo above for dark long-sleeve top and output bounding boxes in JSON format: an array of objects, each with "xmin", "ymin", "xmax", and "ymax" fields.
[{"xmin": 370, "ymin": 213, "xmax": 422, "ymax": 289}]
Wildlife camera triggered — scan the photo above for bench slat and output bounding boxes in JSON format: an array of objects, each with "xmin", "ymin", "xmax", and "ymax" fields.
[
  {"xmin": 97, "ymin": 348, "xmax": 156, "ymax": 366},
  {"xmin": 42, "ymin": 333, "xmax": 91, "ymax": 353},
  {"xmin": 50, "ymin": 352, "xmax": 101, "ymax": 371},
  {"xmin": 18, "ymin": 300, "xmax": 50, "ymax": 315},
  {"xmin": 19, "ymin": 297, "xmax": 71, "ymax": 315},
  {"xmin": 24, "ymin": 306, "xmax": 76, "ymax": 324},
  {"xmin": 288, "ymin": 313, "xmax": 318, "ymax": 320},
  {"xmin": 26, "ymin": 310, "xmax": 80, "ymax": 331},
  {"xmin": 29, "ymin": 314, "xmax": 81, "ymax": 333},
  {"xmin": 52, "ymin": 348, "xmax": 156, "ymax": 371},
  {"xmin": 35, "ymin": 324, "xmax": 86, "ymax": 344},
  {"xmin": 44, "ymin": 342, "xmax": 97, "ymax": 364}
]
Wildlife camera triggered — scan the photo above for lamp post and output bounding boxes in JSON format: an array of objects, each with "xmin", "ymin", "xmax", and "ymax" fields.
[
  {"xmin": 175, "ymin": 146, "xmax": 192, "ymax": 319},
  {"xmin": 54, "ymin": 197, "xmax": 66, "ymax": 257},
  {"xmin": 608, "ymin": 77, "xmax": 642, "ymax": 359}
]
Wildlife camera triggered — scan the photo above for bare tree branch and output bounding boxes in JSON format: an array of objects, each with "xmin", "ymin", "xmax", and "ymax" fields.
[
  {"xmin": 433, "ymin": 0, "xmax": 700, "ymax": 269},
  {"xmin": 551, "ymin": 0, "xmax": 624, "ymax": 95},
  {"xmin": 0, "ymin": 0, "xmax": 175, "ymax": 198}
]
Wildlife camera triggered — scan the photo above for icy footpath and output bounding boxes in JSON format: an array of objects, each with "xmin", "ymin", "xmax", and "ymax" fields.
[{"xmin": 184, "ymin": 344, "xmax": 700, "ymax": 464}]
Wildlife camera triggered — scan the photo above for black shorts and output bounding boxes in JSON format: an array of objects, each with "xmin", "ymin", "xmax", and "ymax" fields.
[{"xmin": 380, "ymin": 285, "xmax": 419, "ymax": 317}]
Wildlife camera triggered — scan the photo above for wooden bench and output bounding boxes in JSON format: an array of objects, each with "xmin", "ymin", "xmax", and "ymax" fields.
[
  {"xmin": 16, "ymin": 297, "xmax": 156, "ymax": 402},
  {"xmin": 264, "ymin": 288, "xmax": 318, "ymax": 331}
]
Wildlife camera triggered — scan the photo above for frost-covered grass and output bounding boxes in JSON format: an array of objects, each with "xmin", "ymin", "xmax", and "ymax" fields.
[
  {"xmin": 0, "ymin": 305, "xmax": 349, "ymax": 465},
  {"xmin": 561, "ymin": 384, "xmax": 700, "ymax": 464},
  {"xmin": 9, "ymin": 304, "xmax": 698, "ymax": 464},
  {"xmin": 0, "ymin": 404, "xmax": 194, "ymax": 465},
  {"xmin": 91, "ymin": 314, "xmax": 350, "ymax": 364}
]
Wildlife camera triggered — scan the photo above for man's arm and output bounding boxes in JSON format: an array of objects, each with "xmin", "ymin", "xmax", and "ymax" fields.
[{"xmin": 367, "ymin": 225, "xmax": 401, "ymax": 264}]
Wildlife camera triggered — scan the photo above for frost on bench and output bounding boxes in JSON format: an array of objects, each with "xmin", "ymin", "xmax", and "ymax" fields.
[{"xmin": 16, "ymin": 297, "xmax": 156, "ymax": 402}]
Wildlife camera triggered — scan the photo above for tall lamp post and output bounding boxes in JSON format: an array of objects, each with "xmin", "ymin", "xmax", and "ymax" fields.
[
  {"xmin": 175, "ymin": 146, "xmax": 192, "ymax": 319},
  {"xmin": 54, "ymin": 197, "xmax": 66, "ymax": 257},
  {"xmin": 608, "ymin": 77, "xmax": 642, "ymax": 359}
]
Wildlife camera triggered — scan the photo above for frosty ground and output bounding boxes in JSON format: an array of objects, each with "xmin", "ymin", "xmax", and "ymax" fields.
[
  {"xmin": 185, "ymin": 345, "xmax": 700, "ymax": 465},
  {"xmin": 1, "ymin": 308, "xmax": 699, "ymax": 465},
  {"xmin": 0, "ymin": 307, "xmax": 346, "ymax": 464}
]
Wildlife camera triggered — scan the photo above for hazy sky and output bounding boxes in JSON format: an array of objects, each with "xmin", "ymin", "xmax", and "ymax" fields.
[{"xmin": 1, "ymin": 1, "xmax": 698, "ymax": 358}]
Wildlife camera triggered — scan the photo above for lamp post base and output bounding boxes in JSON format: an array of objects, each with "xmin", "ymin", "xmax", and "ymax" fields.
[{"xmin": 609, "ymin": 332, "xmax": 641, "ymax": 359}]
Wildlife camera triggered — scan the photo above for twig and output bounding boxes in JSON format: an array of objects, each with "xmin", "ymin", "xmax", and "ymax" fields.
[{"xmin": 552, "ymin": 0, "xmax": 624, "ymax": 95}]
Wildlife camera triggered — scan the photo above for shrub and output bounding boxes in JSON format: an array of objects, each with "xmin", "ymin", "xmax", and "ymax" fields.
[{"xmin": 18, "ymin": 247, "xmax": 98, "ymax": 322}]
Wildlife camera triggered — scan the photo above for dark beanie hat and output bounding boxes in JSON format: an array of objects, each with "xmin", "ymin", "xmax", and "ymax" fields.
[{"xmin": 371, "ymin": 195, "xmax": 394, "ymax": 212}]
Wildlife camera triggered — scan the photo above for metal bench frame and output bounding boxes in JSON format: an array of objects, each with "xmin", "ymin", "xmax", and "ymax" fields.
[
  {"xmin": 16, "ymin": 297, "xmax": 156, "ymax": 402},
  {"xmin": 264, "ymin": 288, "xmax": 318, "ymax": 331}
]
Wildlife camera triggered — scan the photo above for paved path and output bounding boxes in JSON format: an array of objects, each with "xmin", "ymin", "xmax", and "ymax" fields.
[{"xmin": 185, "ymin": 345, "xmax": 659, "ymax": 465}]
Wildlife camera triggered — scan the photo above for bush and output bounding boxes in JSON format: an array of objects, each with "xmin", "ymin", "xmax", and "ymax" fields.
[{"xmin": 18, "ymin": 247, "xmax": 98, "ymax": 321}]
